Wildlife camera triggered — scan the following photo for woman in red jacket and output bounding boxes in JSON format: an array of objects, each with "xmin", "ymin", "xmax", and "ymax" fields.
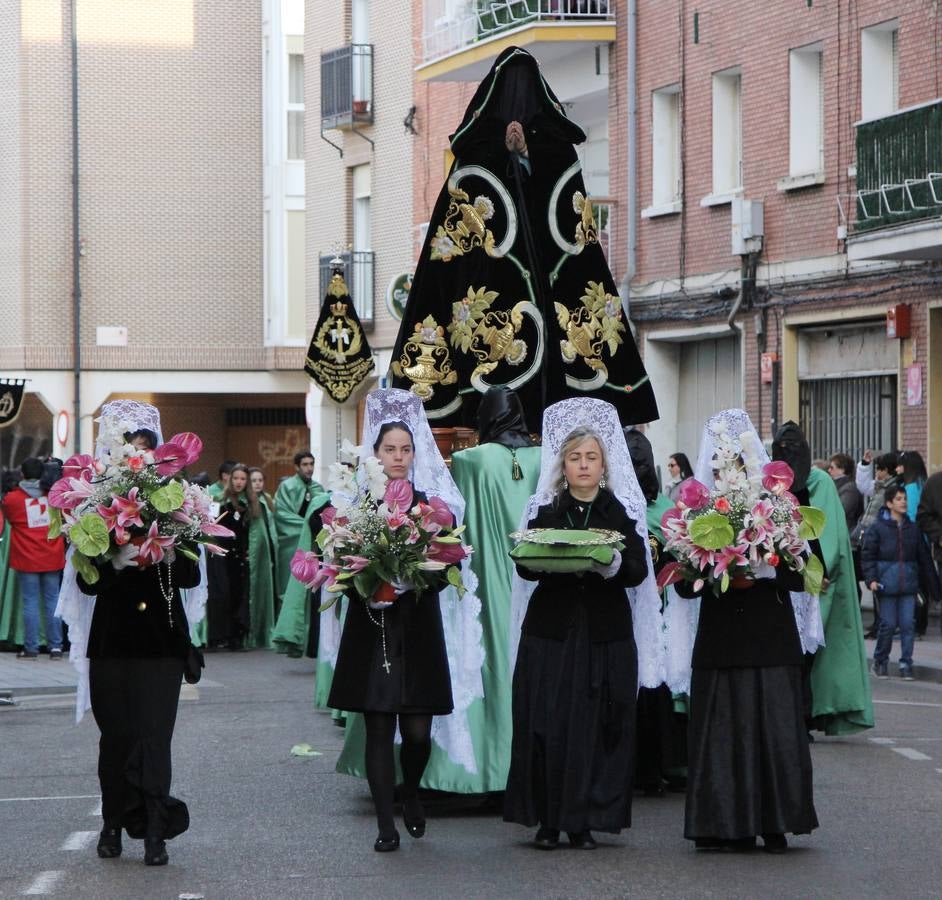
[{"xmin": 1, "ymin": 457, "xmax": 66, "ymax": 659}]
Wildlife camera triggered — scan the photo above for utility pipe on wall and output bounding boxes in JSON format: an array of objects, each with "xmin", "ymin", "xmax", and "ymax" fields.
[
  {"xmin": 622, "ymin": 0, "xmax": 637, "ymax": 318},
  {"xmin": 70, "ymin": 0, "xmax": 82, "ymax": 453}
]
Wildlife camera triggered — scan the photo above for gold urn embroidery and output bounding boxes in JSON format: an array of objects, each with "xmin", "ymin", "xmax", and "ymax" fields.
[
  {"xmin": 555, "ymin": 281, "xmax": 626, "ymax": 379},
  {"xmin": 447, "ymin": 286, "xmax": 528, "ymax": 381},
  {"xmin": 429, "ymin": 188, "xmax": 498, "ymax": 261},
  {"xmin": 392, "ymin": 315, "xmax": 459, "ymax": 401},
  {"xmin": 572, "ymin": 192, "xmax": 598, "ymax": 249}
]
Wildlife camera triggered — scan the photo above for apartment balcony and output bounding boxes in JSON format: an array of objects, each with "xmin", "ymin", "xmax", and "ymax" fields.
[
  {"xmin": 320, "ymin": 44, "xmax": 373, "ymax": 131},
  {"xmin": 319, "ymin": 252, "xmax": 375, "ymax": 329},
  {"xmin": 418, "ymin": 0, "xmax": 615, "ymax": 82},
  {"xmin": 847, "ymin": 98, "xmax": 942, "ymax": 262}
]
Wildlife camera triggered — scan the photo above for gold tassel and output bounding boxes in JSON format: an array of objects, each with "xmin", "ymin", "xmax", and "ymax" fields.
[{"xmin": 511, "ymin": 449, "xmax": 523, "ymax": 481}]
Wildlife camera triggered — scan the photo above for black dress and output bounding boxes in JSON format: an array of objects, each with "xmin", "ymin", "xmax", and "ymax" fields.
[
  {"xmin": 79, "ymin": 556, "xmax": 200, "ymax": 841},
  {"xmin": 206, "ymin": 498, "xmax": 250, "ymax": 647},
  {"xmin": 681, "ymin": 569, "xmax": 818, "ymax": 842},
  {"xmin": 327, "ymin": 489, "xmax": 453, "ymax": 715},
  {"xmin": 504, "ymin": 488, "xmax": 648, "ymax": 834}
]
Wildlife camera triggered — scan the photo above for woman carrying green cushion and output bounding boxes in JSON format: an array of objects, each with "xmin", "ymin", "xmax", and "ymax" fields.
[{"xmin": 504, "ymin": 398, "xmax": 653, "ymax": 851}]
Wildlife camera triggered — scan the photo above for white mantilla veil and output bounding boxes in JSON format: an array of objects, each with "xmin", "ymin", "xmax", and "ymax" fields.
[
  {"xmin": 344, "ymin": 388, "xmax": 485, "ymax": 773},
  {"xmin": 508, "ymin": 398, "xmax": 665, "ymax": 689},
  {"xmin": 675, "ymin": 408, "xmax": 823, "ymax": 685},
  {"xmin": 55, "ymin": 399, "xmax": 209, "ymax": 722}
]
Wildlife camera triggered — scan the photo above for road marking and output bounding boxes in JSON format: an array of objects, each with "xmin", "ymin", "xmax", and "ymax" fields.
[
  {"xmin": 868, "ymin": 737, "xmax": 896, "ymax": 745},
  {"xmin": 89, "ymin": 799, "xmax": 102, "ymax": 817},
  {"xmin": 936, "ymin": 768, "xmax": 942, "ymax": 775},
  {"xmin": 23, "ymin": 871, "xmax": 64, "ymax": 895},
  {"xmin": 61, "ymin": 830, "xmax": 97, "ymax": 851},
  {"xmin": 892, "ymin": 747, "xmax": 932, "ymax": 761},
  {"xmin": 0, "ymin": 794, "xmax": 99, "ymax": 803},
  {"xmin": 874, "ymin": 700, "xmax": 942, "ymax": 709}
]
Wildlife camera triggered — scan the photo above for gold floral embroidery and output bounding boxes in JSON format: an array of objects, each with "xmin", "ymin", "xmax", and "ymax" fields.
[
  {"xmin": 572, "ymin": 192, "xmax": 598, "ymax": 249},
  {"xmin": 430, "ymin": 188, "xmax": 498, "ymax": 261},
  {"xmin": 555, "ymin": 281, "xmax": 626, "ymax": 378},
  {"xmin": 392, "ymin": 315, "xmax": 459, "ymax": 401},
  {"xmin": 447, "ymin": 286, "xmax": 528, "ymax": 381}
]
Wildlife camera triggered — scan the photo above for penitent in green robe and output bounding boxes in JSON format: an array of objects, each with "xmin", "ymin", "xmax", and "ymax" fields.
[
  {"xmin": 807, "ymin": 466, "xmax": 874, "ymax": 735},
  {"xmin": 273, "ymin": 475, "xmax": 325, "ymax": 599},
  {"xmin": 335, "ymin": 442, "xmax": 541, "ymax": 792},
  {"xmin": 245, "ymin": 499, "xmax": 279, "ymax": 649}
]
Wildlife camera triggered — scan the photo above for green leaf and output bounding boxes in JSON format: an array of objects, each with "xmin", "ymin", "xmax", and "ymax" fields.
[
  {"xmin": 70, "ymin": 551, "xmax": 99, "ymax": 584},
  {"xmin": 798, "ymin": 506, "xmax": 827, "ymax": 541},
  {"xmin": 318, "ymin": 594, "xmax": 339, "ymax": 612},
  {"xmin": 803, "ymin": 554, "xmax": 825, "ymax": 596},
  {"xmin": 47, "ymin": 507, "xmax": 62, "ymax": 540},
  {"xmin": 353, "ymin": 571, "xmax": 378, "ymax": 600},
  {"xmin": 150, "ymin": 482, "xmax": 184, "ymax": 513},
  {"xmin": 70, "ymin": 514, "xmax": 111, "ymax": 557},
  {"xmin": 688, "ymin": 512, "xmax": 735, "ymax": 550},
  {"xmin": 289, "ymin": 743, "xmax": 323, "ymax": 758},
  {"xmin": 446, "ymin": 565, "xmax": 462, "ymax": 588},
  {"xmin": 720, "ymin": 570, "xmax": 730, "ymax": 593}
]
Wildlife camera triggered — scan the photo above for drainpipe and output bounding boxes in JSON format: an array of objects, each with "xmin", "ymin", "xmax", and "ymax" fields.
[
  {"xmin": 70, "ymin": 0, "xmax": 82, "ymax": 453},
  {"xmin": 622, "ymin": 0, "xmax": 638, "ymax": 317}
]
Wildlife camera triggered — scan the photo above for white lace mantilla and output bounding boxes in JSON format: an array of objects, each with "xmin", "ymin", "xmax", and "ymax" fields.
[{"xmin": 508, "ymin": 397, "xmax": 665, "ymax": 690}]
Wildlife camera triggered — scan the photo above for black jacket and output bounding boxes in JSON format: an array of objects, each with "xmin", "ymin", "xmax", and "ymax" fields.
[
  {"xmin": 833, "ymin": 475, "xmax": 864, "ymax": 533},
  {"xmin": 916, "ymin": 471, "xmax": 942, "ymax": 562},
  {"xmin": 79, "ymin": 556, "xmax": 200, "ymax": 660},
  {"xmin": 517, "ymin": 488, "xmax": 647, "ymax": 642},
  {"xmin": 678, "ymin": 566, "xmax": 805, "ymax": 670}
]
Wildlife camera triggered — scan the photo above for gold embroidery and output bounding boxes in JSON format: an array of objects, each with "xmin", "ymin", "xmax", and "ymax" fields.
[
  {"xmin": 312, "ymin": 301, "xmax": 364, "ymax": 364},
  {"xmin": 447, "ymin": 286, "xmax": 528, "ymax": 381},
  {"xmin": 392, "ymin": 315, "xmax": 459, "ymax": 401},
  {"xmin": 430, "ymin": 188, "xmax": 498, "ymax": 261},
  {"xmin": 648, "ymin": 535, "xmax": 660, "ymax": 565},
  {"xmin": 572, "ymin": 192, "xmax": 598, "ymax": 249},
  {"xmin": 555, "ymin": 282, "xmax": 626, "ymax": 379},
  {"xmin": 305, "ymin": 295, "xmax": 374, "ymax": 403},
  {"xmin": 326, "ymin": 272, "xmax": 350, "ymax": 299}
]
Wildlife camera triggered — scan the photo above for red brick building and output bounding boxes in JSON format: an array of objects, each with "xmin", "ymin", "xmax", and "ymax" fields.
[{"xmin": 410, "ymin": 1, "xmax": 941, "ymax": 475}]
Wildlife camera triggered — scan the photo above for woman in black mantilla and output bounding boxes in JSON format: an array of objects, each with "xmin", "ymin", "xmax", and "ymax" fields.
[
  {"xmin": 505, "ymin": 418, "xmax": 648, "ymax": 850},
  {"xmin": 328, "ymin": 421, "xmax": 453, "ymax": 853},
  {"xmin": 678, "ymin": 409, "xmax": 817, "ymax": 853},
  {"xmin": 74, "ymin": 408, "xmax": 201, "ymax": 867},
  {"xmin": 206, "ymin": 463, "xmax": 251, "ymax": 650}
]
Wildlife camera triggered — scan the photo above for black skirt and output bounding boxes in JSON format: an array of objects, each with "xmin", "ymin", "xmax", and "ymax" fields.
[
  {"xmin": 89, "ymin": 657, "xmax": 189, "ymax": 841},
  {"xmin": 635, "ymin": 684, "xmax": 688, "ymax": 789},
  {"xmin": 685, "ymin": 665, "xmax": 818, "ymax": 841},
  {"xmin": 504, "ymin": 607, "xmax": 637, "ymax": 834}
]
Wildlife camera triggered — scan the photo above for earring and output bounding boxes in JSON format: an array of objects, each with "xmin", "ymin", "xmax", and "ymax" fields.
[
  {"xmin": 563, "ymin": 478, "xmax": 569, "ymax": 490},
  {"xmin": 599, "ymin": 476, "xmax": 607, "ymax": 488}
]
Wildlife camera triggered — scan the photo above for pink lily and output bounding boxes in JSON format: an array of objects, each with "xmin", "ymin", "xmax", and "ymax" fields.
[
  {"xmin": 713, "ymin": 544, "xmax": 750, "ymax": 578},
  {"xmin": 48, "ymin": 476, "xmax": 96, "ymax": 510},
  {"xmin": 110, "ymin": 486, "xmax": 145, "ymax": 529},
  {"xmin": 687, "ymin": 545, "xmax": 717, "ymax": 572},
  {"xmin": 202, "ymin": 542, "xmax": 227, "ymax": 556},
  {"xmin": 136, "ymin": 521, "xmax": 175, "ymax": 567},
  {"xmin": 200, "ymin": 519, "xmax": 235, "ymax": 538},
  {"xmin": 152, "ymin": 441, "xmax": 187, "ymax": 477},
  {"xmin": 341, "ymin": 554, "xmax": 371, "ymax": 573}
]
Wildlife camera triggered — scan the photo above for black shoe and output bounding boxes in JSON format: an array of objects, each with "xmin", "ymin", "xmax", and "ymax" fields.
[
  {"xmin": 730, "ymin": 836, "xmax": 757, "ymax": 852},
  {"xmin": 694, "ymin": 837, "xmax": 728, "ymax": 851},
  {"xmin": 374, "ymin": 830, "xmax": 400, "ymax": 853},
  {"xmin": 143, "ymin": 838, "xmax": 168, "ymax": 866},
  {"xmin": 96, "ymin": 826, "xmax": 122, "ymax": 859},
  {"xmin": 762, "ymin": 833, "xmax": 788, "ymax": 854},
  {"xmin": 567, "ymin": 830, "xmax": 597, "ymax": 850},
  {"xmin": 403, "ymin": 796, "xmax": 426, "ymax": 839},
  {"xmin": 534, "ymin": 826, "xmax": 559, "ymax": 850}
]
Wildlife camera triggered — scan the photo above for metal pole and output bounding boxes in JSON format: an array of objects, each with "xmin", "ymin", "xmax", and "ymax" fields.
[
  {"xmin": 70, "ymin": 0, "xmax": 82, "ymax": 454},
  {"xmin": 335, "ymin": 404, "xmax": 342, "ymax": 457}
]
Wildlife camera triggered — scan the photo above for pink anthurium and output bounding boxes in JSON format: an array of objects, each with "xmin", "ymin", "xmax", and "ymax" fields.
[
  {"xmin": 320, "ymin": 505, "xmax": 337, "ymax": 527},
  {"xmin": 427, "ymin": 539, "xmax": 468, "ymax": 565},
  {"xmin": 62, "ymin": 454, "xmax": 96, "ymax": 482},
  {"xmin": 152, "ymin": 442, "xmax": 187, "ymax": 476},
  {"xmin": 426, "ymin": 496, "xmax": 454, "ymax": 528},
  {"xmin": 761, "ymin": 461, "xmax": 794, "ymax": 495},
  {"xmin": 166, "ymin": 432, "xmax": 203, "ymax": 466},
  {"xmin": 655, "ymin": 561, "xmax": 684, "ymax": 589},
  {"xmin": 678, "ymin": 478, "xmax": 711, "ymax": 510},
  {"xmin": 47, "ymin": 476, "xmax": 96, "ymax": 510},
  {"xmin": 384, "ymin": 478, "xmax": 414, "ymax": 512}
]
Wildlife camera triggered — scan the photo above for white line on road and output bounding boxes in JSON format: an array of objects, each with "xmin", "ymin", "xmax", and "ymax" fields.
[
  {"xmin": 89, "ymin": 799, "xmax": 102, "ymax": 817},
  {"xmin": 936, "ymin": 768, "xmax": 942, "ymax": 775},
  {"xmin": 61, "ymin": 830, "xmax": 97, "ymax": 851},
  {"xmin": 892, "ymin": 747, "xmax": 932, "ymax": 761},
  {"xmin": 868, "ymin": 737, "xmax": 897, "ymax": 745},
  {"xmin": 0, "ymin": 794, "xmax": 99, "ymax": 803},
  {"xmin": 23, "ymin": 870, "xmax": 64, "ymax": 895},
  {"xmin": 874, "ymin": 700, "xmax": 942, "ymax": 708}
]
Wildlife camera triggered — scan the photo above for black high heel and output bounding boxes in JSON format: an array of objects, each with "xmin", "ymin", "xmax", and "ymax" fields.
[
  {"xmin": 144, "ymin": 838, "xmax": 169, "ymax": 866},
  {"xmin": 403, "ymin": 795, "xmax": 426, "ymax": 839},
  {"xmin": 96, "ymin": 826, "xmax": 122, "ymax": 859},
  {"xmin": 374, "ymin": 830, "xmax": 400, "ymax": 853}
]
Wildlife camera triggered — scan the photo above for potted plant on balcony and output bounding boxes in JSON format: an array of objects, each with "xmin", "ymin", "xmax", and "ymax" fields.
[{"xmin": 352, "ymin": 98, "xmax": 370, "ymax": 116}]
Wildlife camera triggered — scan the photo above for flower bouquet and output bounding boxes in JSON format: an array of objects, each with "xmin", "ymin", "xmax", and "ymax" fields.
[
  {"xmin": 656, "ymin": 429, "xmax": 825, "ymax": 596},
  {"xmin": 290, "ymin": 440, "xmax": 472, "ymax": 609},
  {"xmin": 46, "ymin": 418, "xmax": 233, "ymax": 584}
]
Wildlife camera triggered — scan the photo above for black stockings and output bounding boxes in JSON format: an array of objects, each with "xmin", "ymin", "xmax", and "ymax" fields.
[{"xmin": 363, "ymin": 712, "xmax": 433, "ymax": 838}]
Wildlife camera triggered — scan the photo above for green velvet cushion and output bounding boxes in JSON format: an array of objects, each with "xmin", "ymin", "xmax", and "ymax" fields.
[{"xmin": 510, "ymin": 528, "xmax": 625, "ymax": 573}]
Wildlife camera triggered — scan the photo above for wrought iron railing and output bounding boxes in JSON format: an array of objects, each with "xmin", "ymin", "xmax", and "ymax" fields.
[
  {"xmin": 855, "ymin": 98, "xmax": 942, "ymax": 231},
  {"xmin": 320, "ymin": 44, "xmax": 374, "ymax": 130},
  {"xmin": 422, "ymin": 0, "xmax": 613, "ymax": 64},
  {"xmin": 319, "ymin": 252, "xmax": 375, "ymax": 327}
]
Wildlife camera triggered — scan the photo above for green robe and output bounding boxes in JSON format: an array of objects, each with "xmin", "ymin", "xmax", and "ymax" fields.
[
  {"xmin": 335, "ymin": 442, "xmax": 541, "ymax": 792},
  {"xmin": 0, "ymin": 520, "xmax": 24, "ymax": 646},
  {"xmin": 807, "ymin": 467, "xmax": 874, "ymax": 735},
  {"xmin": 207, "ymin": 480, "xmax": 225, "ymax": 502},
  {"xmin": 245, "ymin": 500, "xmax": 279, "ymax": 649},
  {"xmin": 273, "ymin": 474, "xmax": 325, "ymax": 598}
]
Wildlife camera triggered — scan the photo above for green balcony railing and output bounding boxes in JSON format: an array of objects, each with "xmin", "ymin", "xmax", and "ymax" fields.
[{"xmin": 855, "ymin": 99, "xmax": 942, "ymax": 232}]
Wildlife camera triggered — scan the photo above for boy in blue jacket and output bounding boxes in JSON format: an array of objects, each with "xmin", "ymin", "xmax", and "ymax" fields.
[{"xmin": 862, "ymin": 485, "xmax": 942, "ymax": 679}]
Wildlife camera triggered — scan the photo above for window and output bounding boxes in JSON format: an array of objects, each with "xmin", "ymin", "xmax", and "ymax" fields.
[
  {"xmin": 861, "ymin": 21, "xmax": 898, "ymax": 120},
  {"xmin": 711, "ymin": 68, "xmax": 742, "ymax": 197},
  {"xmin": 287, "ymin": 53, "xmax": 304, "ymax": 160},
  {"xmin": 789, "ymin": 44, "xmax": 823, "ymax": 177},
  {"xmin": 648, "ymin": 85, "xmax": 681, "ymax": 213}
]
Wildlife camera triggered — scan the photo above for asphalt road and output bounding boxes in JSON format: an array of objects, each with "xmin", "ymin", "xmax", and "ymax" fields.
[{"xmin": 3, "ymin": 650, "xmax": 942, "ymax": 899}]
